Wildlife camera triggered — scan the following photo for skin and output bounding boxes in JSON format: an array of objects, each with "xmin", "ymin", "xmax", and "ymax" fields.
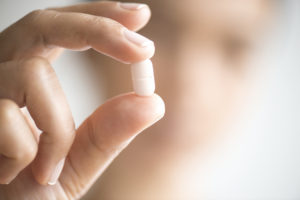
[
  {"xmin": 0, "ymin": 1, "xmax": 165, "ymax": 200},
  {"xmin": 83, "ymin": 0, "xmax": 273, "ymax": 199}
]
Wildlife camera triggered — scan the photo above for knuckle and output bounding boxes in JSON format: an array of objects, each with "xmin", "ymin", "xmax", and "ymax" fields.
[
  {"xmin": 101, "ymin": 17, "xmax": 123, "ymax": 30},
  {"xmin": 83, "ymin": 14, "xmax": 122, "ymax": 30},
  {"xmin": 20, "ymin": 9, "xmax": 53, "ymax": 46},
  {"xmin": 42, "ymin": 123, "xmax": 75, "ymax": 148},
  {"xmin": 15, "ymin": 143, "xmax": 37, "ymax": 163},
  {"xmin": 23, "ymin": 57, "xmax": 52, "ymax": 73},
  {"xmin": 72, "ymin": 14, "xmax": 124, "ymax": 46},
  {"xmin": 24, "ymin": 9, "xmax": 44, "ymax": 24},
  {"xmin": 57, "ymin": 126, "xmax": 76, "ymax": 145},
  {"xmin": 23, "ymin": 145, "xmax": 37, "ymax": 163},
  {"xmin": 22, "ymin": 57, "xmax": 55, "ymax": 84},
  {"xmin": 0, "ymin": 99, "xmax": 18, "ymax": 123},
  {"xmin": 62, "ymin": 124, "xmax": 76, "ymax": 141}
]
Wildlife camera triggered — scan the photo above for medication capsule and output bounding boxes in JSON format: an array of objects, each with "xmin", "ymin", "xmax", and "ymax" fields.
[{"xmin": 131, "ymin": 59, "xmax": 155, "ymax": 96}]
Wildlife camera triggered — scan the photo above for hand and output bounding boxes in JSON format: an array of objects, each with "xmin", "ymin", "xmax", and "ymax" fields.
[{"xmin": 0, "ymin": 1, "xmax": 165, "ymax": 199}]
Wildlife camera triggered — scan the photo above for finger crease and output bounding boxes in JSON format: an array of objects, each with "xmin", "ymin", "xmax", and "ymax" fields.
[{"xmin": 86, "ymin": 119, "xmax": 111, "ymax": 157}]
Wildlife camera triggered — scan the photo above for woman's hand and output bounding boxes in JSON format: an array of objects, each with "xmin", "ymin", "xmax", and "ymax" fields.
[{"xmin": 0, "ymin": 1, "xmax": 165, "ymax": 199}]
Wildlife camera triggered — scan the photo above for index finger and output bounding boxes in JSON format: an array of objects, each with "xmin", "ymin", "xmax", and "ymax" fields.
[
  {"xmin": 50, "ymin": 1, "xmax": 151, "ymax": 31},
  {"xmin": 0, "ymin": 5, "xmax": 154, "ymax": 63}
]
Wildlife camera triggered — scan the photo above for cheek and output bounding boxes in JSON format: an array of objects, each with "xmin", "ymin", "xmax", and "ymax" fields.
[
  {"xmin": 176, "ymin": 61, "xmax": 237, "ymax": 116},
  {"xmin": 159, "ymin": 36, "xmax": 247, "ymax": 126}
]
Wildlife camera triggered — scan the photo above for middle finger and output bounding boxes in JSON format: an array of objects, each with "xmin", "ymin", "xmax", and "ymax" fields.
[{"xmin": 0, "ymin": 58, "xmax": 75, "ymax": 185}]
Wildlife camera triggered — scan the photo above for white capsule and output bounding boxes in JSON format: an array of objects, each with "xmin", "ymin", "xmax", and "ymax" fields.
[{"xmin": 131, "ymin": 59, "xmax": 155, "ymax": 96}]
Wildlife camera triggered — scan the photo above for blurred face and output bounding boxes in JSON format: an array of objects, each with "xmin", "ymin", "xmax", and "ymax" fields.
[
  {"xmin": 151, "ymin": 0, "xmax": 271, "ymax": 147},
  {"xmin": 87, "ymin": 0, "xmax": 273, "ymax": 198}
]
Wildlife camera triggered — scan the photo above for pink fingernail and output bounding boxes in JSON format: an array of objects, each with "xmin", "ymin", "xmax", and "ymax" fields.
[
  {"xmin": 48, "ymin": 158, "xmax": 65, "ymax": 185},
  {"xmin": 123, "ymin": 28, "xmax": 154, "ymax": 48},
  {"xmin": 119, "ymin": 2, "xmax": 147, "ymax": 10}
]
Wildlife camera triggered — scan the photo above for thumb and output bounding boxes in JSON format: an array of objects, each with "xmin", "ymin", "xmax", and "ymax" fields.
[{"xmin": 59, "ymin": 93, "xmax": 165, "ymax": 199}]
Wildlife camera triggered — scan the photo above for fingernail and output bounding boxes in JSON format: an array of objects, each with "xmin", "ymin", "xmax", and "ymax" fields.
[
  {"xmin": 119, "ymin": 2, "xmax": 147, "ymax": 10},
  {"xmin": 143, "ymin": 96, "xmax": 165, "ymax": 130},
  {"xmin": 155, "ymin": 96, "xmax": 165, "ymax": 120},
  {"xmin": 123, "ymin": 28, "xmax": 154, "ymax": 48},
  {"xmin": 48, "ymin": 158, "xmax": 65, "ymax": 185}
]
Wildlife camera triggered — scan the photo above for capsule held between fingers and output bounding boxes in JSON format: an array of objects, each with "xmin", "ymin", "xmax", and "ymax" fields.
[{"xmin": 131, "ymin": 59, "xmax": 155, "ymax": 96}]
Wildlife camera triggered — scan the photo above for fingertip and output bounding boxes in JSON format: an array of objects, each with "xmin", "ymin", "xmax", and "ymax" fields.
[
  {"xmin": 31, "ymin": 164, "xmax": 47, "ymax": 185},
  {"xmin": 153, "ymin": 93, "xmax": 166, "ymax": 118},
  {"xmin": 47, "ymin": 158, "xmax": 65, "ymax": 186},
  {"xmin": 137, "ymin": 93, "xmax": 166, "ymax": 127},
  {"xmin": 117, "ymin": 2, "xmax": 152, "ymax": 31},
  {"xmin": 138, "ymin": 93, "xmax": 166, "ymax": 121},
  {"xmin": 90, "ymin": 92, "xmax": 165, "ymax": 140},
  {"xmin": 119, "ymin": 29, "xmax": 155, "ymax": 63},
  {"xmin": 114, "ymin": 2, "xmax": 154, "ymax": 64},
  {"xmin": 114, "ymin": 92, "xmax": 165, "ymax": 126}
]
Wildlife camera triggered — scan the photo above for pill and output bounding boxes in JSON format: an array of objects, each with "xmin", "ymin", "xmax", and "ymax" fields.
[{"xmin": 131, "ymin": 59, "xmax": 155, "ymax": 96}]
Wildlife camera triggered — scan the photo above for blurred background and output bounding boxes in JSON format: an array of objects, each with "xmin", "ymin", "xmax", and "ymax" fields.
[{"xmin": 1, "ymin": 0, "xmax": 300, "ymax": 199}]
